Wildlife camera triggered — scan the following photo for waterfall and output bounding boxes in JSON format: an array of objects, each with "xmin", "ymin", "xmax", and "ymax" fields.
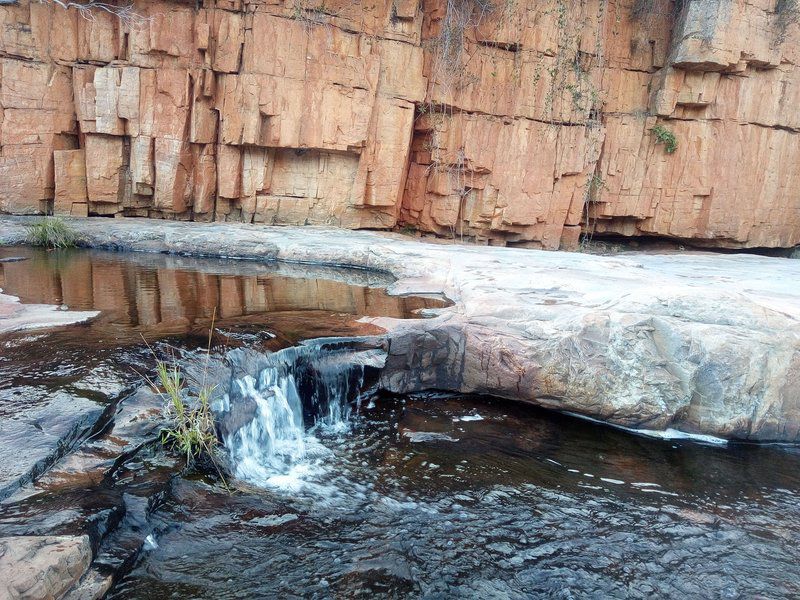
[
  {"xmin": 214, "ymin": 340, "xmax": 386, "ymax": 489},
  {"xmin": 226, "ymin": 369, "xmax": 308, "ymax": 485}
]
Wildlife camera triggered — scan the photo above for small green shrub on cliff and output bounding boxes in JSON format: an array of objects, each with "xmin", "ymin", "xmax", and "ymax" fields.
[
  {"xmin": 651, "ymin": 124, "xmax": 678, "ymax": 154},
  {"xmin": 587, "ymin": 174, "xmax": 605, "ymax": 200},
  {"xmin": 27, "ymin": 217, "xmax": 77, "ymax": 249}
]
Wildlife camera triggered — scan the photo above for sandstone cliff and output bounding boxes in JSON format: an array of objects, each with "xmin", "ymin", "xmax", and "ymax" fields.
[{"xmin": 0, "ymin": 0, "xmax": 798, "ymax": 249}]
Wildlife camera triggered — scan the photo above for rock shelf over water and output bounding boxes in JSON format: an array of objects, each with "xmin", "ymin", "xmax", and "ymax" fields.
[
  {"xmin": 2, "ymin": 216, "xmax": 799, "ymax": 441},
  {"xmin": 0, "ymin": 290, "xmax": 98, "ymax": 335}
]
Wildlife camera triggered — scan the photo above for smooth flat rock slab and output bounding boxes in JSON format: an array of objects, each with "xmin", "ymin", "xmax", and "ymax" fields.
[
  {"xmin": 2, "ymin": 217, "xmax": 799, "ymax": 441},
  {"xmin": 33, "ymin": 387, "xmax": 164, "ymax": 492},
  {"xmin": 0, "ymin": 292, "xmax": 97, "ymax": 335},
  {"xmin": 0, "ymin": 535, "xmax": 91, "ymax": 600}
]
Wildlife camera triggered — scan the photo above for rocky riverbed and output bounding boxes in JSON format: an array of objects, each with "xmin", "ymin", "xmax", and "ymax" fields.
[
  {"xmin": 0, "ymin": 222, "xmax": 799, "ymax": 599},
  {"xmin": 0, "ymin": 243, "xmax": 446, "ymax": 598},
  {"xmin": 3, "ymin": 216, "xmax": 799, "ymax": 442}
]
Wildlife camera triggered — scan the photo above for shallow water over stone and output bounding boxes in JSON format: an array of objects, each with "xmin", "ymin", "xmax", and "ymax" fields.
[
  {"xmin": 111, "ymin": 393, "xmax": 800, "ymax": 599},
  {"xmin": 0, "ymin": 247, "xmax": 444, "ymax": 502},
  {"xmin": 1, "ymin": 247, "xmax": 799, "ymax": 599},
  {"xmin": 0, "ymin": 246, "xmax": 444, "ymax": 348}
]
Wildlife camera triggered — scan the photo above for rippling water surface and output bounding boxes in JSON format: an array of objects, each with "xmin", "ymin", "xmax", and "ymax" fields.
[{"xmin": 109, "ymin": 391, "xmax": 800, "ymax": 599}]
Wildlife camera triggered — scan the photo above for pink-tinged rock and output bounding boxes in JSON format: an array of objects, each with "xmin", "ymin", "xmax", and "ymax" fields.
[
  {"xmin": 0, "ymin": 0, "xmax": 798, "ymax": 249},
  {"xmin": 211, "ymin": 11, "xmax": 243, "ymax": 73},
  {"xmin": 0, "ymin": 535, "xmax": 91, "ymax": 600},
  {"xmin": 84, "ymin": 134, "xmax": 124, "ymax": 204},
  {"xmin": 53, "ymin": 149, "xmax": 88, "ymax": 216},
  {"xmin": 192, "ymin": 144, "xmax": 217, "ymax": 214},
  {"xmin": 217, "ymin": 144, "xmax": 241, "ymax": 199},
  {"xmin": 154, "ymin": 137, "xmax": 193, "ymax": 213},
  {"xmin": 130, "ymin": 135, "xmax": 154, "ymax": 196}
]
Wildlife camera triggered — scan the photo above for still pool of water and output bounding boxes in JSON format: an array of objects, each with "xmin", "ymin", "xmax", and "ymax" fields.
[{"xmin": 1, "ymin": 247, "xmax": 799, "ymax": 599}]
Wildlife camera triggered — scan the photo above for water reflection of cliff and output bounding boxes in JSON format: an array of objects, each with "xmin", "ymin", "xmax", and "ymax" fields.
[{"xmin": 0, "ymin": 248, "xmax": 448, "ymax": 348}]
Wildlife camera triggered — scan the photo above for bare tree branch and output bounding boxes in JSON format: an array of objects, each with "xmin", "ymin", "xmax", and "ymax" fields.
[{"xmin": 39, "ymin": 0, "xmax": 148, "ymax": 26}]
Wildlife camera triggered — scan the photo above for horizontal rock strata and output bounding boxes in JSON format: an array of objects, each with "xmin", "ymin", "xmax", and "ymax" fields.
[{"xmin": 0, "ymin": 0, "xmax": 797, "ymax": 249}]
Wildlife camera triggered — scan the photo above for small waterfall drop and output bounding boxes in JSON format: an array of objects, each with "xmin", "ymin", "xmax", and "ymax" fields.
[{"xmin": 214, "ymin": 340, "xmax": 386, "ymax": 490}]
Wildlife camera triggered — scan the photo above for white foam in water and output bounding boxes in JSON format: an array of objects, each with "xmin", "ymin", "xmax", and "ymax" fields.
[
  {"xmin": 563, "ymin": 411, "xmax": 728, "ymax": 446},
  {"xmin": 227, "ymin": 372, "xmax": 308, "ymax": 486},
  {"xmin": 600, "ymin": 477, "xmax": 625, "ymax": 485},
  {"xmin": 629, "ymin": 427, "xmax": 728, "ymax": 445},
  {"xmin": 403, "ymin": 431, "xmax": 460, "ymax": 443},
  {"xmin": 247, "ymin": 514, "xmax": 298, "ymax": 527},
  {"xmin": 222, "ymin": 345, "xmax": 374, "ymax": 494},
  {"xmin": 453, "ymin": 414, "xmax": 484, "ymax": 422},
  {"xmin": 143, "ymin": 534, "xmax": 158, "ymax": 551}
]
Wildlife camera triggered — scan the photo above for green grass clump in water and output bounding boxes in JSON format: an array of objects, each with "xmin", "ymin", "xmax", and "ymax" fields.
[
  {"xmin": 155, "ymin": 359, "xmax": 219, "ymax": 463},
  {"xmin": 27, "ymin": 217, "xmax": 77, "ymax": 249},
  {"xmin": 144, "ymin": 313, "xmax": 229, "ymax": 489}
]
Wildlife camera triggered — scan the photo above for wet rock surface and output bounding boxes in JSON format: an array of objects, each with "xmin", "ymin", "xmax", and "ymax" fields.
[
  {"xmin": 0, "ymin": 387, "xmax": 107, "ymax": 501},
  {"xmin": 3, "ymin": 217, "xmax": 798, "ymax": 441},
  {"xmin": 0, "ymin": 245, "xmax": 445, "ymax": 598},
  {"xmin": 0, "ymin": 291, "xmax": 98, "ymax": 335},
  {"xmin": 0, "ymin": 383, "xmax": 176, "ymax": 600},
  {"xmin": 0, "ymin": 236, "xmax": 798, "ymax": 599},
  {"xmin": 109, "ymin": 394, "xmax": 800, "ymax": 599}
]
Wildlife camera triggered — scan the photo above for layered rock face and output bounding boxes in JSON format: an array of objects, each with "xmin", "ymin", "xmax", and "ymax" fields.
[{"xmin": 0, "ymin": 0, "xmax": 798, "ymax": 248}]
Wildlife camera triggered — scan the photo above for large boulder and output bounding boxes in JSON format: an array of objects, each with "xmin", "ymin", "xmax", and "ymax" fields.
[{"xmin": 2, "ymin": 217, "xmax": 799, "ymax": 441}]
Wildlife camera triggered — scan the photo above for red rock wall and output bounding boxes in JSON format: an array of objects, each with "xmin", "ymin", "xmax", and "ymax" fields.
[{"xmin": 0, "ymin": 0, "xmax": 798, "ymax": 249}]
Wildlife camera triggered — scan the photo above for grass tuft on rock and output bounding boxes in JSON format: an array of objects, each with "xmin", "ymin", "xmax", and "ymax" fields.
[
  {"xmin": 143, "ymin": 312, "xmax": 229, "ymax": 489},
  {"xmin": 154, "ymin": 358, "xmax": 219, "ymax": 464},
  {"xmin": 27, "ymin": 217, "xmax": 77, "ymax": 249}
]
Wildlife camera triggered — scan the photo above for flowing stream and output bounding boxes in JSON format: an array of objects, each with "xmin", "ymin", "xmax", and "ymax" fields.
[
  {"xmin": 218, "ymin": 342, "xmax": 385, "ymax": 491},
  {"xmin": 1, "ymin": 247, "xmax": 799, "ymax": 599}
]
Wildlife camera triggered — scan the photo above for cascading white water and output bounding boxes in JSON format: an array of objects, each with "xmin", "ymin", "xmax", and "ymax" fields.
[
  {"xmin": 217, "ymin": 342, "xmax": 385, "ymax": 490},
  {"xmin": 226, "ymin": 370, "xmax": 308, "ymax": 485}
]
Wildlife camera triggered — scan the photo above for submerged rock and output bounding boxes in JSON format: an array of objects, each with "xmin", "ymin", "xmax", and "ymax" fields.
[
  {"xmin": 0, "ymin": 388, "xmax": 107, "ymax": 501},
  {"xmin": 0, "ymin": 291, "xmax": 98, "ymax": 335}
]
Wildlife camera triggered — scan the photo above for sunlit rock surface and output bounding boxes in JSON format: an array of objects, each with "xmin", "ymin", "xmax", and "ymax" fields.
[
  {"xmin": 3, "ymin": 216, "xmax": 798, "ymax": 441},
  {"xmin": 0, "ymin": 0, "xmax": 798, "ymax": 249}
]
